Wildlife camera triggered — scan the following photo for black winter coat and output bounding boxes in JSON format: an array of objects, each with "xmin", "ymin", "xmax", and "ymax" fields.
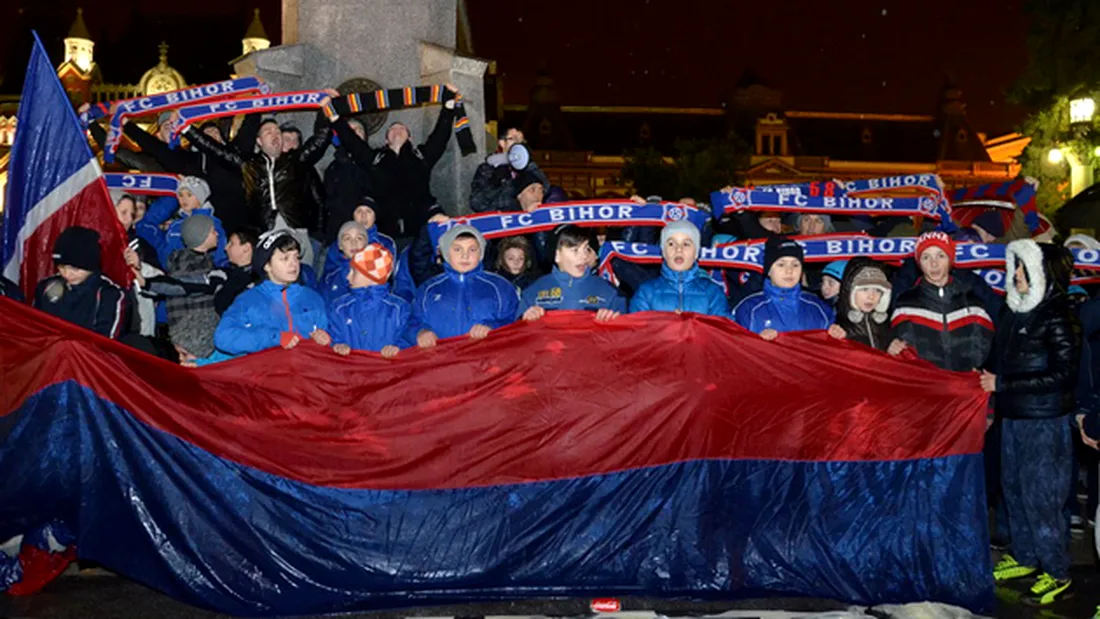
[
  {"xmin": 122, "ymin": 117, "xmax": 260, "ymax": 234},
  {"xmin": 186, "ymin": 121, "xmax": 331, "ymax": 232},
  {"xmin": 33, "ymin": 272, "xmax": 126, "ymax": 339},
  {"xmin": 330, "ymin": 108, "xmax": 454, "ymax": 240},
  {"xmin": 890, "ymin": 277, "xmax": 994, "ymax": 371},
  {"xmin": 322, "ymin": 148, "xmax": 374, "ymax": 243},
  {"xmin": 991, "ymin": 242, "xmax": 1081, "ymax": 419}
]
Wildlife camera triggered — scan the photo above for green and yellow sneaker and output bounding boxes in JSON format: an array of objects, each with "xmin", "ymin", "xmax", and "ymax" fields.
[
  {"xmin": 993, "ymin": 553, "xmax": 1038, "ymax": 582},
  {"xmin": 1021, "ymin": 572, "xmax": 1072, "ymax": 606},
  {"xmin": 1091, "ymin": 605, "xmax": 1100, "ymax": 619}
]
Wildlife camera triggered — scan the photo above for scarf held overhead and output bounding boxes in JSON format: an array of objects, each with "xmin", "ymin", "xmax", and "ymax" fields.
[
  {"xmin": 104, "ymin": 173, "xmax": 180, "ymax": 197},
  {"xmin": 711, "ymin": 187, "xmax": 950, "ymax": 222},
  {"xmin": 99, "ymin": 76, "xmax": 271, "ymax": 163},
  {"xmin": 167, "ymin": 90, "xmax": 332, "ymax": 148},
  {"xmin": 325, "ymin": 85, "xmax": 475, "ymax": 156},
  {"xmin": 427, "ymin": 201, "xmax": 709, "ymax": 247}
]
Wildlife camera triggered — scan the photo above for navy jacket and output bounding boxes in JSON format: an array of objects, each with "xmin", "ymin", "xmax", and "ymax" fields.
[
  {"xmin": 214, "ymin": 280, "xmax": 328, "ymax": 355},
  {"xmin": 629, "ymin": 264, "xmax": 730, "ymax": 317},
  {"xmin": 318, "ymin": 228, "xmax": 397, "ymax": 305},
  {"xmin": 733, "ymin": 280, "xmax": 834, "ymax": 334},
  {"xmin": 328, "ymin": 286, "xmax": 412, "ymax": 352},
  {"xmin": 33, "ymin": 272, "xmax": 126, "ymax": 339},
  {"xmin": 521, "ymin": 267, "xmax": 627, "ymax": 314},
  {"xmin": 409, "ymin": 264, "xmax": 519, "ymax": 340}
]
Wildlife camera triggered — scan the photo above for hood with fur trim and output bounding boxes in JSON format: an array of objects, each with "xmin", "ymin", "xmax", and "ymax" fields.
[{"xmin": 1005, "ymin": 239, "xmax": 1072, "ymax": 313}]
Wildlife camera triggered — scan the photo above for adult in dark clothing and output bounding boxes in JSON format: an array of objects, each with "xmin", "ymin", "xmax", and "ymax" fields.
[
  {"xmin": 888, "ymin": 231, "xmax": 994, "ymax": 371},
  {"xmin": 119, "ymin": 115, "xmax": 261, "ymax": 235},
  {"xmin": 281, "ymin": 123, "xmax": 327, "ymax": 241},
  {"xmin": 183, "ymin": 115, "xmax": 332, "ymax": 266},
  {"xmin": 324, "ymin": 85, "xmax": 459, "ymax": 241},
  {"xmin": 469, "ymin": 127, "xmax": 550, "ymax": 214},
  {"xmin": 1068, "ymin": 289, "xmax": 1100, "ymax": 532},
  {"xmin": 322, "ymin": 118, "xmax": 374, "ymax": 244},
  {"xmin": 83, "ymin": 107, "xmax": 166, "ymax": 173},
  {"xmin": 827, "ymin": 258, "xmax": 892, "ymax": 350},
  {"xmin": 33, "ymin": 227, "xmax": 125, "ymax": 339},
  {"xmin": 982, "ymin": 240, "xmax": 1080, "ymax": 605}
]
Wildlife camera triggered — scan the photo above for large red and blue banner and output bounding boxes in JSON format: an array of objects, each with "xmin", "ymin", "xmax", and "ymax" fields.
[{"xmin": 0, "ymin": 298, "xmax": 993, "ymax": 615}]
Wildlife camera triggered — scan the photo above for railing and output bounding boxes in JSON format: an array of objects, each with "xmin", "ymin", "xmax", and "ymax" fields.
[{"xmin": 90, "ymin": 84, "xmax": 143, "ymax": 103}]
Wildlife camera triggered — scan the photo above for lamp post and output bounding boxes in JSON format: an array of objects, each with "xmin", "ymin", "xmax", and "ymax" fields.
[
  {"xmin": 1052, "ymin": 97, "xmax": 1097, "ymax": 197},
  {"xmin": 1070, "ymin": 97, "xmax": 1096, "ymax": 125}
]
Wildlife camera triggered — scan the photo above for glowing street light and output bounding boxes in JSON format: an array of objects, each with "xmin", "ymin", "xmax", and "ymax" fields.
[
  {"xmin": 1070, "ymin": 97, "xmax": 1096, "ymax": 124},
  {"xmin": 1048, "ymin": 147, "xmax": 1065, "ymax": 164}
]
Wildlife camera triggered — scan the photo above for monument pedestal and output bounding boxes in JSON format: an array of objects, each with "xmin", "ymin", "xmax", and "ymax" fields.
[{"xmin": 234, "ymin": 0, "xmax": 488, "ymax": 215}]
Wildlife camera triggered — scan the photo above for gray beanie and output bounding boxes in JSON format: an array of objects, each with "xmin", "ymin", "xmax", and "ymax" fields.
[
  {"xmin": 660, "ymin": 221, "xmax": 701, "ymax": 258},
  {"xmin": 338, "ymin": 220, "xmax": 368, "ymax": 242},
  {"xmin": 438, "ymin": 224, "xmax": 487, "ymax": 260},
  {"xmin": 794, "ymin": 213, "xmax": 835, "ymax": 233},
  {"xmin": 180, "ymin": 214, "xmax": 215, "ymax": 250},
  {"xmin": 177, "ymin": 176, "xmax": 211, "ymax": 206}
]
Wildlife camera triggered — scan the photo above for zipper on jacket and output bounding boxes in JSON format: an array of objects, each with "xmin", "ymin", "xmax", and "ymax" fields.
[
  {"xmin": 865, "ymin": 315, "xmax": 876, "ymax": 349},
  {"xmin": 266, "ymin": 157, "xmax": 277, "ymax": 212},
  {"xmin": 678, "ymin": 274, "xmax": 684, "ymax": 311}
]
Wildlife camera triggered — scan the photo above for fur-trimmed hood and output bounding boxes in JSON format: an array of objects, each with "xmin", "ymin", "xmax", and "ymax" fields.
[{"xmin": 1005, "ymin": 239, "xmax": 1072, "ymax": 313}]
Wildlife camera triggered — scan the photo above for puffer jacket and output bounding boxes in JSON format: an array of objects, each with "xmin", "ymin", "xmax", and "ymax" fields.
[
  {"xmin": 409, "ymin": 263, "xmax": 519, "ymax": 340},
  {"xmin": 318, "ymin": 229, "xmax": 397, "ymax": 304},
  {"xmin": 521, "ymin": 267, "xmax": 627, "ymax": 314},
  {"xmin": 890, "ymin": 276, "xmax": 994, "ymax": 372},
  {"xmin": 186, "ymin": 122, "xmax": 331, "ymax": 232},
  {"xmin": 990, "ymin": 241, "xmax": 1081, "ymax": 419},
  {"xmin": 214, "ymin": 280, "xmax": 328, "ymax": 355},
  {"xmin": 630, "ymin": 264, "xmax": 729, "ymax": 317},
  {"xmin": 327, "ymin": 286, "xmax": 412, "ymax": 352},
  {"xmin": 834, "ymin": 257, "xmax": 891, "ymax": 350},
  {"xmin": 733, "ymin": 280, "xmax": 834, "ymax": 333},
  {"xmin": 469, "ymin": 160, "xmax": 551, "ymax": 213}
]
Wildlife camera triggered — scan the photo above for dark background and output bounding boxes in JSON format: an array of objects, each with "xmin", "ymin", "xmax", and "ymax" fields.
[{"xmin": 0, "ymin": 0, "xmax": 1031, "ymax": 134}]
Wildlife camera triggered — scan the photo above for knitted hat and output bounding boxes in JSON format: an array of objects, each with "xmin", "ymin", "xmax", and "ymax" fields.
[
  {"xmin": 971, "ymin": 210, "xmax": 1005, "ymax": 238},
  {"xmin": 350, "ymin": 243, "xmax": 394, "ymax": 284},
  {"xmin": 52, "ymin": 226, "xmax": 101, "ymax": 272},
  {"xmin": 180, "ymin": 214, "xmax": 215, "ymax": 250},
  {"xmin": 1064, "ymin": 233, "xmax": 1100, "ymax": 250},
  {"xmin": 763, "ymin": 236, "xmax": 803, "ymax": 275},
  {"xmin": 846, "ymin": 263, "xmax": 892, "ymax": 325},
  {"xmin": 660, "ymin": 221, "xmax": 701, "ymax": 258},
  {"xmin": 252, "ymin": 230, "xmax": 300, "ymax": 276},
  {"xmin": 513, "ymin": 169, "xmax": 546, "ymax": 198},
  {"xmin": 915, "ymin": 231, "xmax": 955, "ymax": 266},
  {"xmin": 822, "ymin": 260, "xmax": 848, "ymax": 283},
  {"xmin": 1068, "ymin": 285, "xmax": 1089, "ymax": 298},
  {"xmin": 338, "ymin": 220, "xmax": 369, "ymax": 243},
  {"xmin": 177, "ymin": 176, "xmax": 211, "ymax": 205},
  {"xmin": 157, "ymin": 111, "xmax": 173, "ymax": 126},
  {"xmin": 794, "ymin": 213, "xmax": 835, "ymax": 233},
  {"xmin": 438, "ymin": 224, "xmax": 487, "ymax": 260},
  {"xmin": 169, "ymin": 309, "xmax": 219, "ymax": 359}
]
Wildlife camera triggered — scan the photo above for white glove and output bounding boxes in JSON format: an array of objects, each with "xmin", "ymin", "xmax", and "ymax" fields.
[{"xmin": 487, "ymin": 153, "xmax": 509, "ymax": 168}]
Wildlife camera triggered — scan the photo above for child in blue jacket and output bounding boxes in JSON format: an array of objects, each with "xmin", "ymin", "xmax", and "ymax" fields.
[
  {"xmin": 629, "ymin": 221, "xmax": 729, "ymax": 317},
  {"xmin": 410, "ymin": 225, "xmax": 519, "ymax": 348},
  {"xmin": 521, "ymin": 225, "xmax": 625, "ymax": 322},
  {"xmin": 320, "ymin": 203, "xmax": 397, "ymax": 304},
  {"xmin": 214, "ymin": 230, "xmax": 334, "ymax": 355},
  {"xmin": 733, "ymin": 235, "xmax": 834, "ymax": 339},
  {"xmin": 329, "ymin": 243, "xmax": 411, "ymax": 358},
  {"xmin": 135, "ymin": 176, "xmax": 229, "ymax": 268}
]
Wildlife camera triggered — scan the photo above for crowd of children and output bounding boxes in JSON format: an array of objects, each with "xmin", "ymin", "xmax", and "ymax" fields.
[{"xmin": 1, "ymin": 93, "xmax": 1098, "ymax": 609}]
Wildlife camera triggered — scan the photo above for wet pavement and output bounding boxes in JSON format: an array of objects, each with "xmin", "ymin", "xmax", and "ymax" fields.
[{"xmin": 1, "ymin": 533, "xmax": 1096, "ymax": 619}]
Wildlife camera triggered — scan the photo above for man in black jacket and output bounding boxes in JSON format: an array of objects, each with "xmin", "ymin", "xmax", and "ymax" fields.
[
  {"xmin": 468, "ymin": 126, "xmax": 550, "ymax": 214},
  {"xmin": 325, "ymin": 85, "xmax": 458, "ymax": 243},
  {"xmin": 183, "ymin": 108, "xmax": 333, "ymax": 266},
  {"xmin": 322, "ymin": 118, "xmax": 375, "ymax": 244},
  {"xmin": 981, "ymin": 239, "xmax": 1080, "ymax": 605}
]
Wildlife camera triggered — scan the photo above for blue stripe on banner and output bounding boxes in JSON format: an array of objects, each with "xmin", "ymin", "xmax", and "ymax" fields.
[{"xmin": 0, "ymin": 382, "xmax": 994, "ymax": 615}]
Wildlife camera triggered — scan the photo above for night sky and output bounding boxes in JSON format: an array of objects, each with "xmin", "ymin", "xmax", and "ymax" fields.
[{"xmin": 0, "ymin": 0, "xmax": 1031, "ymax": 135}]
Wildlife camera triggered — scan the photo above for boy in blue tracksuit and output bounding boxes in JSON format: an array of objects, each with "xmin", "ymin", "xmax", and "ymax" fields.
[
  {"xmin": 136, "ymin": 176, "xmax": 229, "ymax": 268},
  {"xmin": 320, "ymin": 203, "xmax": 397, "ymax": 304},
  {"xmin": 410, "ymin": 224, "xmax": 519, "ymax": 348},
  {"xmin": 629, "ymin": 220, "xmax": 729, "ymax": 317},
  {"xmin": 214, "ymin": 230, "xmax": 334, "ymax": 355},
  {"xmin": 328, "ymin": 243, "xmax": 411, "ymax": 358},
  {"xmin": 733, "ymin": 235, "xmax": 834, "ymax": 339},
  {"xmin": 520, "ymin": 225, "xmax": 626, "ymax": 322}
]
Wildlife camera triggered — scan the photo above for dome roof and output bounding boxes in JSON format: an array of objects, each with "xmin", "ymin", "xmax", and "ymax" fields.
[{"xmin": 139, "ymin": 42, "xmax": 186, "ymax": 96}]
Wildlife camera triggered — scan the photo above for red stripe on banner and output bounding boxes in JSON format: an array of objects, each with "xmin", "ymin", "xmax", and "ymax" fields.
[
  {"xmin": 18, "ymin": 180, "xmax": 131, "ymax": 301},
  {"xmin": 0, "ymin": 300, "xmax": 988, "ymax": 490}
]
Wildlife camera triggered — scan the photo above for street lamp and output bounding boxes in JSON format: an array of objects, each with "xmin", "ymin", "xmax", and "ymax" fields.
[
  {"xmin": 1048, "ymin": 147, "xmax": 1065, "ymax": 164},
  {"xmin": 1070, "ymin": 97, "xmax": 1095, "ymax": 124}
]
